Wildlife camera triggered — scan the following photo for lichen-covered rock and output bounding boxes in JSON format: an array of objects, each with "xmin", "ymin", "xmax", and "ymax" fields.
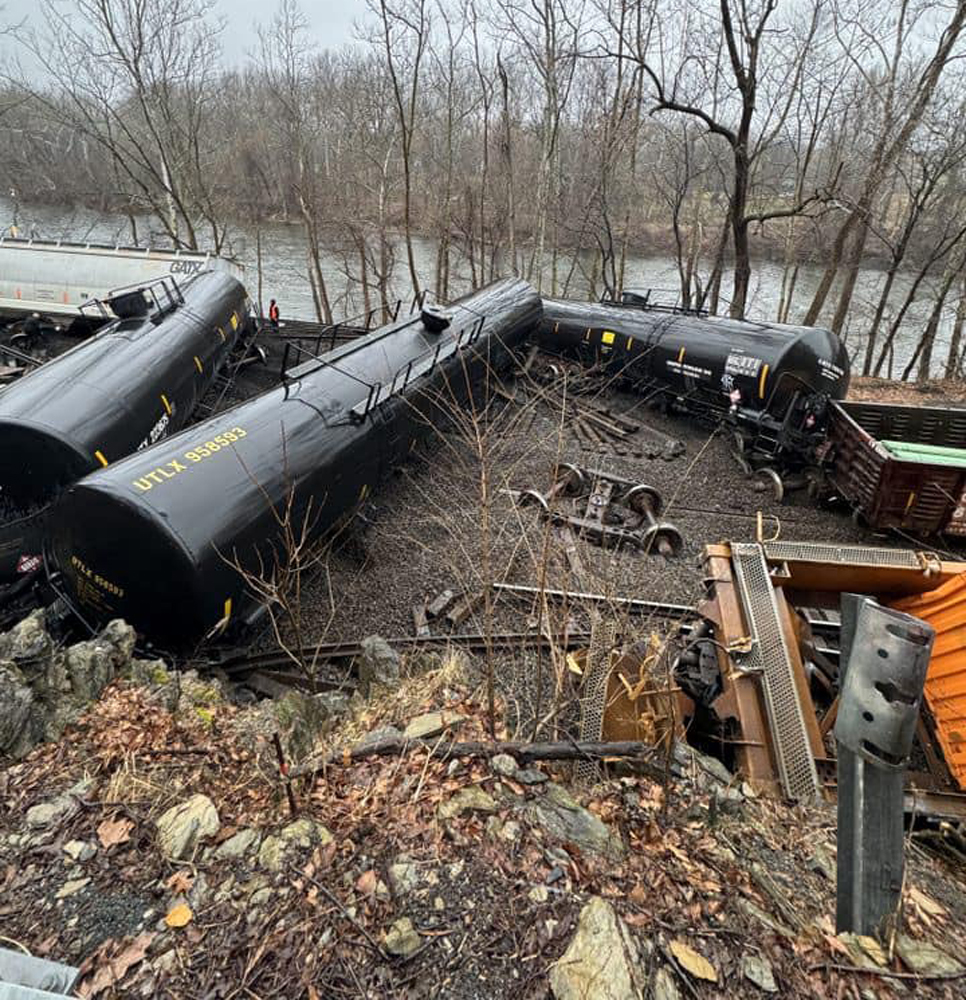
[
  {"xmin": 403, "ymin": 710, "xmax": 467, "ymax": 740},
  {"xmin": 384, "ymin": 917, "xmax": 421, "ymax": 957},
  {"xmin": 213, "ymin": 828, "xmax": 261, "ymax": 861},
  {"xmin": 0, "ymin": 609, "xmax": 53, "ymax": 664},
  {"xmin": 490, "ymin": 753, "xmax": 519, "ymax": 777},
  {"xmin": 527, "ymin": 784, "xmax": 625, "ymax": 860},
  {"xmin": 130, "ymin": 659, "xmax": 171, "ymax": 687},
  {"xmin": 25, "ymin": 778, "xmax": 95, "ymax": 829},
  {"xmin": 388, "ymin": 858, "xmax": 420, "ymax": 896},
  {"xmin": 156, "ymin": 794, "xmax": 220, "ymax": 860},
  {"xmin": 357, "ymin": 636, "xmax": 401, "ymax": 692},
  {"xmin": 0, "ymin": 662, "xmax": 34, "ymax": 756},
  {"xmin": 64, "ymin": 620, "xmax": 136, "ymax": 702},
  {"xmin": 550, "ymin": 896, "xmax": 644, "ymax": 1000},
  {"xmin": 257, "ymin": 818, "xmax": 332, "ymax": 872},
  {"xmin": 438, "ymin": 786, "xmax": 498, "ymax": 820}
]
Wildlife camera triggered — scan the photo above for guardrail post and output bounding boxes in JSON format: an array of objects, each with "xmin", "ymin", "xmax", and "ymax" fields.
[
  {"xmin": 280, "ymin": 342, "xmax": 291, "ymax": 380},
  {"xmin": 835, "ymin": 595, "xmax": 934, "ymax": 937}
]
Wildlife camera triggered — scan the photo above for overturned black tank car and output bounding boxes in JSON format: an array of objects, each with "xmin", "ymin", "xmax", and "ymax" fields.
[
  {"xmin": 0, "ymin": 271, "xmax": 251, "ymax": 578},
  {"xmin": 536, "ymin": 296, "xmax": 850, "ymax": 483},
  {"xmin": 47, "ymin": 279, "xmax": 542, "ymax": 651}
]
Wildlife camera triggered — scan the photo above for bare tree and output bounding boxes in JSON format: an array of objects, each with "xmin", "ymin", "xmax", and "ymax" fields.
[
  {"xmin": 12, "ymin": 0, "xmax": 229, "ymax": 249},
  {"xmin": 803, "ymin": 0, "xmax": 966, "ymax": 331},
  {"xmin": 257, "ymin": 0, "xmax": 334, "ymax": 322},
  {"xmin": 368, "ymin": 0, "xmax": 429, "ymax": 299},
  {"xmin": 611, "ymin": 0, "xmax": 833, "ymax": 318}
]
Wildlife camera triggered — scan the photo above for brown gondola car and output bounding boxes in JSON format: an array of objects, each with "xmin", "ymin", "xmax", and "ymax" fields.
[{"xmin": 827, "ymin": 400, "xmax": 966, "ymax": 537}]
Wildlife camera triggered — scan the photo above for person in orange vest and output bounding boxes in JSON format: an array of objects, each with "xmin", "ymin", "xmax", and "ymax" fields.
[{"xmin": 268, "ymin": 298, "xmax": 280, "ymax": 330}]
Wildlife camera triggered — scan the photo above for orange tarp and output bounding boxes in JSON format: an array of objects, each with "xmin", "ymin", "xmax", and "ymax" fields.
[{"xmin": 893, "ymin": 572, "xmax": 966, "ymax": 790}]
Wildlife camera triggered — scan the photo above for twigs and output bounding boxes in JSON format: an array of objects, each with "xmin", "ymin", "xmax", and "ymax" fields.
[
  {"xmin": 292, "ymin": 737, "xmax": 662, "ymax": 780},
  {"xmin": 297, "ymin": 869, "xmax": 391, "ymax": 962},
  {"xmin": 272, "ymin": 732, "xmax": 298, "ymax": 817},
  {"xmin": 809, "ymin": 962, "xmax": 966, "ymax": 982}
]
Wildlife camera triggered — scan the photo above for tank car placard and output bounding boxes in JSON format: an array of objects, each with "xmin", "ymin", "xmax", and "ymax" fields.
[{"xmin": 724, "ymin": 352, "xmax": 763, "ymax": 378}]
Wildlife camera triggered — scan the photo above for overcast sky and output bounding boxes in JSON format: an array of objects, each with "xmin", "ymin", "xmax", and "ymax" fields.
[{"xmin": 1, "ymin": 0, "xmax": 364, "ymax": 67}]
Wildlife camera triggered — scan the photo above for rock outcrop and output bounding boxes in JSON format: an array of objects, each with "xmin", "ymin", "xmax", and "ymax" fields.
[{"xmin": 0, "ymin": 613, "xmax": 136, "ymax": 759}]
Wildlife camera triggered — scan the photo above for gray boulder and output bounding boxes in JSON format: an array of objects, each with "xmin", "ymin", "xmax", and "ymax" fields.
[
  {"xmin": 65, "ymin": 620, "xmax": 136, "ymax": 702},
  {"xmin": 357, "ymin": 636, "xmax": 401, "ymax": 692},
  {"xmin": 527, "ymin": 784, "xmax": 625, "ymax": 860},
  {"xmin": 0, "ymin": 662, "xmax": 34, "ymax": 756},
  {"xmin": 384, "ymin": 917, "xmax": 421, "ymax": 957},
  {"xmin": 258, "ymin": 818, "xmax": 332, "ymax": 872},
  {"xmin": 0, "ymin": 609, "xmax": 52, "ymax": 664},
  {"xmin": 156, "ymin": 794, "xmax": 220, "ymax": 860}
]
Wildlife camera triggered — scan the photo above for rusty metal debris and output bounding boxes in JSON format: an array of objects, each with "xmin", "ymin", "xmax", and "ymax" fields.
[{"xmin": 647, "ymin": 538, "xmax": 966, "ymax": 822}]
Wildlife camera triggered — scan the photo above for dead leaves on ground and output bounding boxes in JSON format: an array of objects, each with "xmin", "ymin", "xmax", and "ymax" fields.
[
  {"xmin": 96, "ymin": 814, "xmax": 134, "ymax": 849},
  {"xmin": 77, "ymin": 931, "xmax": 155, "ymax": 998},
  {"xmin": 669, "ymin": 938, "xmax": 719, "ymax": 983}
]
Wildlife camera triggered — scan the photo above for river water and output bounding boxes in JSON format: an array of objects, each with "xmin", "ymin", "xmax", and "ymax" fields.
[{"xmin": 2, "ymin": 196, "xmax": 955, "ymax": 377}]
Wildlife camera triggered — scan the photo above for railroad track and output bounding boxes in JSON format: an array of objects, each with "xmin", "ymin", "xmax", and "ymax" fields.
[{"xmin": 210, "ymin": 628, "xmax": 600, "ymax": 678}]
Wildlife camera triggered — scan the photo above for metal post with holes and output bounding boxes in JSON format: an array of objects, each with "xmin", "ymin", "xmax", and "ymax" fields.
[{"xmin": 834, "ymin": 594, "xmax": 934, "ymax": 936}]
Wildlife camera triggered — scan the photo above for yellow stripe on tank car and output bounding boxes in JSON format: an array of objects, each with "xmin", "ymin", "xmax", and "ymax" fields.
[
  {"xmin": 553, "ymin": 322, "xmax": 559, "ymax": 335},
  {"xmin": 758, "ymin": 363, "xmax": 770, "ymax": 399},
  {"xmin": 216, "ymin": 326, "xmax": 226, "ymax": 342},
  {"xmin": 95, "ymin": 450, "xmax": 108, "ymax": 467},
  {"xmin": 359, "ymin": 483, "xmax": 370, "ymax": 501},
  {"xmin": 601, "ymin": 331, "xmax": 616, "ymax": 345},
  {"xmin": 230, "ymin": 313, "xmax": 239, "ymax": 331},
  {"xmin": 224, "ymin": 598, "xmax": 232, "ymax": 621},
  {"xmin": 905, "ymin": 492, "xmax": 917, "ymax": 515},
  {"xmin": 194, "ymin": 356, "xmax": 203, "ymax": 373},
  {"xmin": 626, "ymin": 337, "xmax": 633, "ymax": 351},
  {"xmin": 161, "ymin": 393, "xmax": 172, "ymax": 416},
  {"xmin": 677, "ymin": 347, "xmax": 686, "ymax": 363},
  {"xmin": 584, "ymin": 327, "xmax": 592, "ymax": 342}
]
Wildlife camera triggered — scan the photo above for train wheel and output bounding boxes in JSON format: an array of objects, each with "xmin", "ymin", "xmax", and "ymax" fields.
[
  {"xmin": 752, "ymin": 468, "xmax": 785, "ymax": 504},
  {"xmin": 517, "ymin": 489, "xmax": 550, "ymax": 514},
  {"xmin": 555, "ymin": 462, "xmax": 586, "ymax": 495},
  {"xmin": 643, "ymin": 522, "xmax": 685, "ymax": 558},
  {"xmin": 626, "ymin": 484, "xmax": 663, "ymax": 518}
]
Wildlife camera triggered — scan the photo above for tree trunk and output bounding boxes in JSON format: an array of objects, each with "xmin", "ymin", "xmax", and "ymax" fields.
[
  {"xmin": 830, "ymin": 219, "xmax": 870, "ymax": 336},
  {"xmin": 863, "ymin": 264, "xmax": 901, "ymax": 375},
  {"xmin": 945, "ymin": 273, "xmax": 966, "ymax": 377}
]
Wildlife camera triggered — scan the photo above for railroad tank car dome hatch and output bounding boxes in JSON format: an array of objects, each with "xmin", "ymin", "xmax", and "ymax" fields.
[
  {"xmin": 48, "ymin": 278, "xmax": 542, "ymax": 651},
  {"xmin": 420, "ymin": 303, "xmax": 452, "ymax": 333},
  {"xmin": 0, "ymin": 270, "xmax": 252, "ymax": 580}
]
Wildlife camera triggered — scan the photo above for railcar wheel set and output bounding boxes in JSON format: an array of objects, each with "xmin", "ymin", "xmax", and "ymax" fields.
[{"xmin": 1, "ymin": 275, "xmax": 964, "ymax": 652}]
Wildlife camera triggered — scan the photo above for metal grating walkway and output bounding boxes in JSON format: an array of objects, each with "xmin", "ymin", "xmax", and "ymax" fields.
[
  {"xmin": 732, "ymin": 542, "xmax": 821, "ymax": 801},
  {"xmin": 763, "ymin": 541, "xmax": 921, "ymax": 569}
]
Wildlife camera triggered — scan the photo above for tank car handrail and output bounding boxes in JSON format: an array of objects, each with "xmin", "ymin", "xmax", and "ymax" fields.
[{"xmin": 78, "ymin": 272, "xmax": 187, "ymax": 321}]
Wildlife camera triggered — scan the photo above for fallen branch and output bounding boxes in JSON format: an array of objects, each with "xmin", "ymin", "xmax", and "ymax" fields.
[
  {"xmin": 809, "ymin": 962, "xmax": 966, "ymax": 982},
  {"xmin": 291, "ymin": 738, "xmax": 662, "ymax": 780}
]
